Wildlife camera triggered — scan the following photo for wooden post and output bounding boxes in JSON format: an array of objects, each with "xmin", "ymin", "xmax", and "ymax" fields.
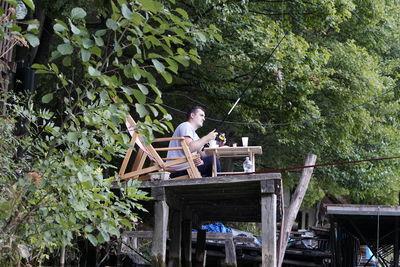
[
  {"xmin": 60, "ymin": 246, "xmax": 65, "ymax": 267},
  {"xmin": 151, "ymin": 187, "xmax": 169, "ymax": 267},
  {"xmin": 212, "ymin": 152, "xmax": 217, "ymax": 177},
  {"xmin": 194, "ymin": 229, "xmax": 207, "ymax": 267},
  {"xmin": 182, "ymin": 219, "xmax": 193, "ymax": 267},
  {"xmin": 395, "ymin": 217, "xmax": 399, "ymax": 267},
  {"xmin": 224, "ymin": 237, "xmax": 237, "ymax": 267},
  {"xmin": 169, "ymin": 210, "xmax": 182, "ymax": 267},
  {"xmin": 261, "ymin": 180, "xmax": 277, "ymax": 267},
  {"xmin": 278, "ymin": 153, "xmax": 317, "ymax": 266}
]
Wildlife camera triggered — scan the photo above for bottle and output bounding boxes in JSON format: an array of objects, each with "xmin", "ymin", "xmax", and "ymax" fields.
[
  {"xmin": 216, "ymin": 133, "xmax": 226, "ymax": 145},
  {"xmin": 243, "ymin": 157, "xmax": 253, "ymax": 173}
]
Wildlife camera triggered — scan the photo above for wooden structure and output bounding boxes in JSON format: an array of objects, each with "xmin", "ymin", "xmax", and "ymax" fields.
[
  {"xmin": 204, "ymin": 146, "xmax": 263, "ymax": 176},
  {"xmin": 119, "ymin": 116, "xmax": 201, "ymax": 180},
  {"xmin": 278, "ymin": 154, "xmax": 317, "ymax": 266},
  {"xmin": 137, "ymin": 173, "xmax": 282, "ymax": 267},
  {"xmin": 326, "ymin": 204, "xmax": 400, "ymax": 266},
  {"xmin": 0, "ymin": 0, "xmax": 16, "ymax": 115},
  {"xmin": 121, "ymin": 230, "xmax": 253, "ymax": 266}
]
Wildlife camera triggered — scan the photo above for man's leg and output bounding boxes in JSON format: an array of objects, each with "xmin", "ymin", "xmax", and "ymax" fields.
[
  {"xmin": 170, "ymin": 170, "xmax": 188, "ymax": 178},
  {"xmin": 197, "ymin": 155, "xmax": 221, "ymax": 177}
]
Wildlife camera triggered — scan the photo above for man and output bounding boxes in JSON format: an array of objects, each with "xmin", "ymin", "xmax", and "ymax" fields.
[{"xmin": 167, "ymin": 106, "xmax": 221, "ymax": 178}]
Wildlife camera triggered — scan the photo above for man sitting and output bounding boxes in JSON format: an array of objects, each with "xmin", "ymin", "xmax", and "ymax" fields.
[{"xmin": 167, "ymin": 106, "xmax": 221, "ymax": 178}]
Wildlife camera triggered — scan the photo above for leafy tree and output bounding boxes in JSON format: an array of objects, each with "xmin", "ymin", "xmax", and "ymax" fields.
[
  {"xmin": 161, "ymin": 0, "xmax": 400, "ymax": 206},
  {"xmin": 1, "ymin": 0, "xmax": 219, "ymax": 264}
]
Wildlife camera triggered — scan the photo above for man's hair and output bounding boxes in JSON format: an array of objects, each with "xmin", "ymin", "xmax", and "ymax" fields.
[{"xmin": 187, "ymin": 106, "xmax": 205, "ymax": 120}]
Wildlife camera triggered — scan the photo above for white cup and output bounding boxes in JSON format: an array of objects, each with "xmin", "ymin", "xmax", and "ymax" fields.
[
  {"xmin": 209, "ymin": 140, "xmax": 217, "ymax": 148},
  {"xmin": 242, "ymin": 137, "xmax": 248, "ymax": 147}
]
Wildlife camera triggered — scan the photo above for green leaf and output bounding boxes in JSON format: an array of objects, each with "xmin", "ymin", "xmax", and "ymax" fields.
[
  {"xmin": 42, "ymin": 93, "xmax": 53, "ymax": 103},
  {"xmin": 24, "ymin": 34, "xmax": 39, "ymax": 47},
  {"xmin": 106, "ymin": 19, "xmax": 118, "ymax": 30},
  {"xmin": 121, "ymin": 4, "xmax": 133, "ymax": 19},
  {"xmin": 88, "ymin": 66, "xmax": 101, "ymax": 76},
  {"xmin": 90, "ymin": 46, "xmax": 102, "ymax": 57},
  {"xmin": 161, "ymin": 71, "xmax": 172, "ymax": 84},
  {"xmin": 53, "ymin": 23, "xmax": 67, "ymax": 33},
  {"xmin": 32, "ymin": 63, "xmax": 47, "ymax": 70},
  {"xmin": 95, "ymin": 29, "xmax": 107, "ymax": 37},
  {"xmin": 99, "ymin": 229, "xmax": 110, "ymax": 242},
  {"xmin": 151, "ymin": 59, "xmax": 165, "ymax": 73},
  {"xmin": 137, "ymin": 0, "xmax": 163, "ymax": 13},
  {"xmin": 62, "ymin": 56, "xmax": 71, "ymax": 67},
  {"xmin": 82, "ymin": 38, "xmax": 94, "ymax": 49},
  {"xmin": 175, "ymin": 8, "xmax": 188, "ymax": 19},
  {"xmin": 87, "ymin": 234, "xmax": 98, "ymax": 246},
  {"xmin": 27, "ymin": 20, "xmax": 40, "ymax": 32},
  {"xmin": 196, "ymin": 32, "xmax": 207, "ymax": 42},
  {"xmin": 165, "ymin": 58, "xmax": 178, "ymax": 74},
  {"xmin": 137, "ymin": 84, "xmax": 149, "ymax": 94},
  {"xmin": 71, "ymin": 7, "xmax": 87, "ymax": 20},
  {"xmin": 22, "ymin": 0, "xmax": 35, "ymax": 10},
  {"xmin": 149, "ymin": 105, "xmax": 159, "ymax": 117},
  {"xmin": 103, "ymin": 151, "xmax": 112, "ymax": 161},
  {"xmin": 67, "ymin": 132, "xmax": 79, "ymax": 142},
  {"xmin": 135, "ymin": 103, "xmax": 148, "ymax": 118},
  {"xmin": 133, "ymin": 89, "xmax": 146, "ymax": 104},
  {"xmin": 173, "ymin": 55, "xmax": 189, "ymax": 67},
  {"xmin": 4, "ymin": 0, "xmax": 17, "ymax": 6},
  {"xmin": 69, "ymin": 21, "xmax": 81, "ymax": 34},
  {"xmin": 81, "ymin": 49, "xmax": 91, "ymax": 62},
  {"xmin": 57, "ymin": 43, "xmax": 73, "ymax": 55},
  {"xmin": 93, "ymin": 36, "xmax": 104, "ymax": 46}
]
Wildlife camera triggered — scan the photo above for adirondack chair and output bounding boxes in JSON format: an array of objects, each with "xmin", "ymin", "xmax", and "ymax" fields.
[{"xmin": 119, "ymin": 116, "xmax": 202, "ymax": 180}]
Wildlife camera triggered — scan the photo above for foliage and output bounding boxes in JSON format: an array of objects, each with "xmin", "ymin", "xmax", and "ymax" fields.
[
  {"xmin": 161, "ymin": 0, "xmax": 400, "ymax": 207},
  {"xmin": 1, "ymin": 0, "xmax": 219, "ymax": 264}
]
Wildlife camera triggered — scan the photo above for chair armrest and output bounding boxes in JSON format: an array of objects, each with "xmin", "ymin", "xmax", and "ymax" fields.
[
  {"xmin": 162, "ymin": 154, "xmax": 201, "ymax": 160},
  {"xmin": 153, "ymin": 137, "xmax": 185, "ymax": 142}
]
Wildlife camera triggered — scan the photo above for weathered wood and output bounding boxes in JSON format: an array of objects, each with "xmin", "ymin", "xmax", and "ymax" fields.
[
  {"xmin": 119, "ymin": 133, "xmax": 139, "ymax": 176},
  {"xmin": 224, "ymin": 237, "xmax": 237, "ymax": 267},
  {"xmin": 140, "ymin": 173, "xmax": 281, "ymax": 188},
  {"xmin": 260, "ymin": 180, "xmax": 275, "ymax": 194},
  {"xmin": 278, "ymin": 153, "xmax": 317, "ymax": 267},
  {"xmin": 194, "ymin": 230, "xmax": 207, "ymax": 267},
  {"xmin": 151, "ymin": 187, "xmax": 169, "ymax": 267},
  {"xmin": 182, "ymin": 219, "xmax": 192, "ymax": 267},
  {"xmin": 168, "ymin": 210, "xmax": 182, "ymax": 267},
  {"xmin": 325, "ymin": 204, "xmax": 400, "ymax": 216},
  {"xmin": 261, "ymin": 193, "xmax": 277, "ymax": 267},
  {"xmin": 122, "ymin": 230, "xmax": 154, "ymax": 239},
  {"xmin": 395, "ymin": 217, "xmax": 399, "ymax": 267}
]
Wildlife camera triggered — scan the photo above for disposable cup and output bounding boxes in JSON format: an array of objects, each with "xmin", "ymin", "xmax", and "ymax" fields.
[
  {"xmin": 242, "ymin": 137, "xmax": 248, "ymax": 147},
  {"xmin": 209, "ymin": 140, "xmax": 217, "ymax": 148}
]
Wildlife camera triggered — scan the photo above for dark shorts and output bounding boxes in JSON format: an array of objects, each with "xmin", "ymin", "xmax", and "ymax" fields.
[{"xmin": 169, "ymin": 155, "xmax": 221, "ymax": 178}]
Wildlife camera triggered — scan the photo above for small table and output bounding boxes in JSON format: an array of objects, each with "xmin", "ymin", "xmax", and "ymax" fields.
[{"xmin": 204, "ymin": 146, "xmax": 263, "ymax": 177}]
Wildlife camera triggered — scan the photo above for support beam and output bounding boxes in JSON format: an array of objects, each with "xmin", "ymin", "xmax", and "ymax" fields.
[
  {"xmin": 182, "ymin": 219, "xmax": 193, "ymax": 267},
  {"xmin": 278, "ymin": 153, "xmax": 317, "ymax": 266},
  {"xmin": 394, "ymin": 217, "xmax": 399, "ymax": 267},
  {"xmin": 194, "ymin": 229, "xmax": 207, "ymax": 267},
  {"xmin": 224, "ymin": 237, "xmax": 237, "ymax": 267},
  {"xmin": 169, "ymin": 210, "xmax": 182, "ymax": 267},
  {"xmin": 261, "ymin": 180, "xmax": 277, "ymax": 267},
  {"xmin": 151, "ymin": 187, "xmax": 169, "ymax": 267}
]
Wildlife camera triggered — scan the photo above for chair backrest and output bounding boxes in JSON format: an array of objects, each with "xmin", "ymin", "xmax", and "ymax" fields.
[{"xmin": 125, "ymin": 116, "xmax": 165, "ymax": 168}]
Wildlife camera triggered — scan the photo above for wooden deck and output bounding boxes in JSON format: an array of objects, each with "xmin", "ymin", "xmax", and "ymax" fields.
[{"xmin": 137, "ymin": 173, "xmax": 282, "ymax": 267}]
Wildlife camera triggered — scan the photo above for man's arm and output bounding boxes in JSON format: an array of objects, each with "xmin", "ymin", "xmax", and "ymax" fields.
[{"xmin": 185, "ymin": 130, "xmax": 218, "ymax": 153}]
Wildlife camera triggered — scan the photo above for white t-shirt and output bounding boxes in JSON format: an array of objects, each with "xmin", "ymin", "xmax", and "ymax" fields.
[{"xmin": 167, "ymin": 122, "xmax": 199, "ymax": 171}]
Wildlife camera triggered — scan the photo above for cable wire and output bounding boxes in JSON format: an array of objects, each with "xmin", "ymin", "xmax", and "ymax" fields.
[{"xmin": 151, "ymin": 83, "xmax": 398, "ymax": 127}]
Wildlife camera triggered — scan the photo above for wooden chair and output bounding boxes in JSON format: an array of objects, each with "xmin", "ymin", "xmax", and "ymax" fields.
[{"xmin": 119, "ymin": 116, "xmax": 202, "ymax": 180}]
